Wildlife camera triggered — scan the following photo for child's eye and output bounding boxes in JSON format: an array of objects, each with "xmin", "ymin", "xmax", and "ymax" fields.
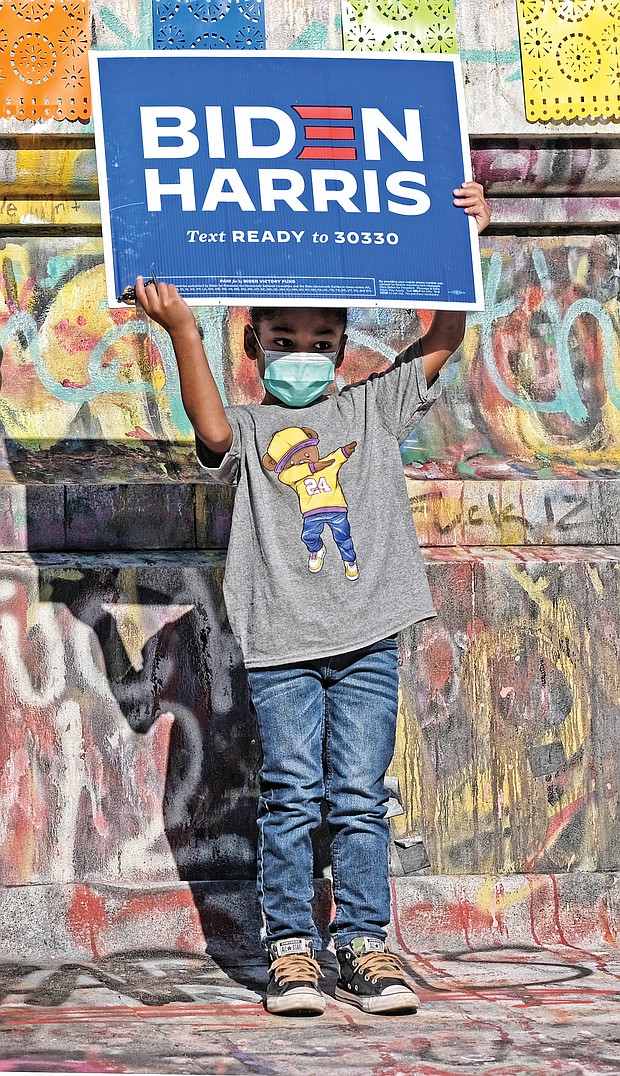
[
  {"xmin": 313, "ymin": 342, "xmax": 332, "ymax": 351},
  {"xmin": 273, "ymin": 337, "xmax": 294, "ymax": 348}
]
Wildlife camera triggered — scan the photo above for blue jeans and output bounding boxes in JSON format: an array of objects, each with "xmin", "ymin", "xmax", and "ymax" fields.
[
  {"xmin": 247, "ymin": 636, "xmax": 399, "ymax": 951},
  {"xmin": 301, "ymin": 510, "xmax": 356, "ymax": 563}
]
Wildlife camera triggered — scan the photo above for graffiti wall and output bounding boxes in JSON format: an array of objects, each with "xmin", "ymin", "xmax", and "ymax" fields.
[
  {"xmin": 0, "ymin": 543, "xmax": 619, "ymax": 886},
  {"xmin": 0, "ymin": 0, "xmax": 619, "ymax": 949},
  {"xmin": 2, "ymin": 235, "xmax": 620, "ymax": 473}
]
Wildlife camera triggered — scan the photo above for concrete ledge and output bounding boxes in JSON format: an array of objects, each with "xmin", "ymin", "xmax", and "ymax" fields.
[
  {"xmin": 0, "ymin": 874, "xmax": 616, "ymax": 962},
  {"xmin": 2, "ymin": 465, "xmax": 620, "ymax": 551}
]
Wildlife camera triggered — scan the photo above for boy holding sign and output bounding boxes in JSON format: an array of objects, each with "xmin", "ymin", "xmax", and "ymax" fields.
[{"xmin": 135, "ymin": 180, "xmax": 490, "ymax": 1016}]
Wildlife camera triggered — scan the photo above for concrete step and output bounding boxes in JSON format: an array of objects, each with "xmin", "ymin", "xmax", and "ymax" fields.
[
  {"xmin": 0, "ymin": 873, "xmax": 617, "ymax": 961},
  {"xmin": 1, "ymin": 439, "xmax": 620, "ymax": 550},
  {"xmin": 0, "ymin": 546, "xmax": 618, "ymax": 885}
]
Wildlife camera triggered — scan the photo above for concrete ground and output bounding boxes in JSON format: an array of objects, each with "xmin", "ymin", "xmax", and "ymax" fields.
[{"xmin": 0, "ymin": 942, "xmax": 619, "ymax": 1076}]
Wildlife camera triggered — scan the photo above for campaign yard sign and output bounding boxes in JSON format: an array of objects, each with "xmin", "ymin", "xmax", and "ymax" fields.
[{"xmin": 89, "ymin": 51, "xmax": 483, "ymax": 310}]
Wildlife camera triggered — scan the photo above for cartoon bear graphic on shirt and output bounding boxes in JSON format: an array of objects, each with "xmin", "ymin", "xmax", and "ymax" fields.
[{"xmin": 262, "ymin": 426, "xmax": 359, "ymax": 579}]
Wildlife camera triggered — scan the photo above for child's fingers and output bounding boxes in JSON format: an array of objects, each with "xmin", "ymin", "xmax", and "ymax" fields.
[
  {"xmin": 134, "ymin": 276, "xmax": 149, "ymax": 306},
  {"xmin": 454, "ymin": 180, "xmax": 484, "ymax": 190}
]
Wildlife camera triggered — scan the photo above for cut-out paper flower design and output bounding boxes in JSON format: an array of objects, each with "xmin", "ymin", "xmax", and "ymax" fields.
[
  {"xmin": 157, "ymin": 2, "xmax": 182, "ymax": 21},
  {"xmin": 235, "ymin": 24, "xmax": 262, "ymax": 46},
  {"xmin": 11, "ymin": 32, "xmax": 56, "ymax": 82},
  {"xmin": 556, "ymin": 30, "xmax": 601, "ymax": 78},
  {"xmin": 156, "ymin": 23, "xmax": 186, "ymax": 45},
  {"xmin": 373, "ymin": 0, "xmax": 423, "ymax": 20},
  {"xmin": 346, "ymin": 24, "xmax": 377, "ymax": 46},
  {"xmin": 523, "ymin": 24, "xmax": 554, "ymax": 55},
  {"xmin": 187, "ymin": 0, "xmax": 231, "ymax": 22},
  {"xmin": 424, "ymin": 18, "xmax": 456, "ymax": 49},
  {"xmin": 529, "ymin": 59, "xmax": 555, "ymax": 85},
  {"xmin": 0, "ymin": 0, "xmax": 90, "ymax": 118},
  {"xmin": 600, "ymin": 18, "xmax": 620, "ymax": 48},
  {"xmin": 153, "ymin": 0, "xmax": 264, "ymax": 48},
  {"xmin": 237, "ymin": 0, "xmax": 261, "ymax": 17},
  {"xmin": 555, "ymin": 0, "xmax": 596, "ymax": 19},
  {"xmin": 427, "ymin": 0, "xmax": 453, "ymax": 17},
  {"xmin": 343, "ymin": 0, "xmax": 369, "ymax": 22},
  {"xmin": 61, "ymin": 61, "xmax": 86, "ymax": 89},
  {"xmin": 189, "ymin": 31, "xmax": 231, "ymax": 45},
  {"xmin": 380, "ymin": 28, "xmax": 424, "ymax": 48},
  {"xmin": 521, "ymin": 0, "xmax": 548, "ymax": 21},
  {"xmin": 13, "ymin": 1, "xmax": 56, "ymax": 21},
  {"xmin": 58, "ymin": 26, "xmax": 88, "ymax": 57},
  {"xmin": 516, "ymin": 0, "xmax": 620, "ymax": 120}
]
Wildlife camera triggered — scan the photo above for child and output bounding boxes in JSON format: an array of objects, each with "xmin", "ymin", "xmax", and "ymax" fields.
[{"xmin": 135, "ymin": 181, "xmax": 490, "ymax": 1016}]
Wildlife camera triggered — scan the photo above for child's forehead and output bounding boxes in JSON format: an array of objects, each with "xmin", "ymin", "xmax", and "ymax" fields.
[{"xmin": 259, "ymin": 309, "xmax": 343, "ymax": 334}]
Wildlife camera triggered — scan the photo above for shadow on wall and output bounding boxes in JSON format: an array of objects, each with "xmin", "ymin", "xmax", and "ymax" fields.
[{"xmin": 0, "ymin": 425, "xmax": 336, "ymax": 963}]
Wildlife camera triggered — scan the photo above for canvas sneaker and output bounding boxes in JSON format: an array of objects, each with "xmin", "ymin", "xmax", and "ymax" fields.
[
  {"xmin": 308, "ymin": 544, "xmax": 327, "ymax": 573},
  {"xmin": 344, "ymin": 560, "xmax": 359, "ymax": 580},
  {"xmin": 266, "ymin": 938, "xmax": 325, "ymax": 1015},
  {"xmin": 335, "ymin": 936, "xmax": 420, "ymax": 1014}
]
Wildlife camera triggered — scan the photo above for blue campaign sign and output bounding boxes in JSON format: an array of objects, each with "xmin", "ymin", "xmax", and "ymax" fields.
[{"xmin": 89, "ymin": 51, "xmax": 483, "ymax": 309}]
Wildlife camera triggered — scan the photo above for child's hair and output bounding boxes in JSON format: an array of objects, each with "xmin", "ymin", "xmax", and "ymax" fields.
[{"xmin": 249, "ymin": 307, "xmax": 348, "ymax": 331}]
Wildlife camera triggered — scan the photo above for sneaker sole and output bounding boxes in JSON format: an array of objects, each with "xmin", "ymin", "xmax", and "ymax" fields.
[
  {"xmin": 266, "ymin": 990, "xmax": 326, "ymax": 1015},
  {"xmin": 335, "ymin": 986, "xmax": 419, "ymax": 1014}
]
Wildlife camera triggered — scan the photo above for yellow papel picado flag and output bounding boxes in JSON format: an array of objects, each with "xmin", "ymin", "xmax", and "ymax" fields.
[{"xmin": 516, "ymin": 0, "xmax": 620, "ymax": 122}]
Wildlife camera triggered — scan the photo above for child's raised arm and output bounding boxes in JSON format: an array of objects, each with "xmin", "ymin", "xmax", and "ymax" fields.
[
  {"xmin": 135, "ymin": 277, "xmax": 233, "ymax": 455},
  {"xmin": 419, "ymin": 180, "xmax": 490, "ymax": 385}
]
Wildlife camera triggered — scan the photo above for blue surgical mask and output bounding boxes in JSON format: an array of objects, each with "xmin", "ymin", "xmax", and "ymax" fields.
[{"xmin": 254, "ymin": 331, "xmax": 338, "ymax": 408}]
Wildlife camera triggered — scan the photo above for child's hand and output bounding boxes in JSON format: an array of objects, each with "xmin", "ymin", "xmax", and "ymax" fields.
[
  {"xmin": 134, "ymin": 277, "xmax": 198, "ymax": 337},
  {"xmin": 344, "ymin": 441, "xmax": 357, "ymax": 455},
  {"xmin": 453, "ymin": 181, "xmax": 491, "ymax": 234}
]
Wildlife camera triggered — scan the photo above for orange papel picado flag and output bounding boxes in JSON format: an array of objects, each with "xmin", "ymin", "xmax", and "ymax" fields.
[{"xmin": 0, "ymin": 1, "xmax": 90, "ymax": 122}]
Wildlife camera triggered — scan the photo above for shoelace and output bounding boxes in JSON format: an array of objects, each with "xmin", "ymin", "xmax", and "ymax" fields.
[
  {"xmin": 270, "ymin": 953, "xmax": 324, "ymax": 986},
  {"xmin": 352, "ymin": 950, "xmax": 408, "ymax": 983}
]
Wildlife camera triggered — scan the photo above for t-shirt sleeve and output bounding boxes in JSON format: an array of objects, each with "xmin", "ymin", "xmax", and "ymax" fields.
[
  {"xmin": 194, "ymin": 411, "xmax": 242, "ymax": 486},
  {"xmin": 366, "ymin": 338, "xmax": 442, "ymax": 444}
]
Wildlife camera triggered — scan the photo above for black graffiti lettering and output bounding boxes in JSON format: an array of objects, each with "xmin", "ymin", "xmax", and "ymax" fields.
[
  {"xmin": 542, "ymin": 494, "xmax": 589, "ymax": 530},
  {"xmin": 487, "ymin": 493, "xmax": 527, "ymax": 530},
  {"xmin": 435, "ymin": 514, "xmax": 462, "ymax": 536},
  {"xmin": 556, "ymin": 495, "xmax": 590, "ymax": 531},
  {"xmin": 468, "ymin": 504, "xmax": 483, "ymax": 526}
]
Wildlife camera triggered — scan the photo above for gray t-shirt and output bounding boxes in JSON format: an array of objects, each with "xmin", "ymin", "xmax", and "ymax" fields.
[{"xmin": 197, "ymin": 340, "xmax": 441, "ymax": 669}]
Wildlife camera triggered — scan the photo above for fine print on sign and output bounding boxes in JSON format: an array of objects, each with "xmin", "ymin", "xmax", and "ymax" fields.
[{"xmin": 89, "ymin": 51, "xmax": 483, "ymax": 310}]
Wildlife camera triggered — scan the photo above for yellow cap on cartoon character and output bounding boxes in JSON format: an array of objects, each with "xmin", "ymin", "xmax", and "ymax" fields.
[{"xmin": 266, "ymin": 427, "xmax": 319, "ymax": 475}]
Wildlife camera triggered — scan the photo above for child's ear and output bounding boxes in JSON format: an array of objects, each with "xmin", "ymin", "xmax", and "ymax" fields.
[
  {"xmin": 334, "ymin": 333, "xmax": 347, "ymax": 370},
  {"xmin": 244, "ymin": 323, "xmax": 259, "ymax": 361},
  {"xmin": 262, "ymin": 452, "xmax": 277, "ymax": 471},
  {"xmin": 302, "ymin": 427, "xmax": 318, "ymax": 438}
]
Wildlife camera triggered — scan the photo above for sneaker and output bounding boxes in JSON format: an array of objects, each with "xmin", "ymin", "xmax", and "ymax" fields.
[
  {"xmin": 335, "ymin": 937, "xmax": 420, "ymax": 1014},
  {"xmin": 266, "ymin": 938, "xmax": 325, "ymax": 1015},
  {"xmin": 308, "ymin": 545, "xmax": 327, "ymax": 573},
  {"xmin": 344, "ymin": 560, "xmax": 359, "ymax": 580}
]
